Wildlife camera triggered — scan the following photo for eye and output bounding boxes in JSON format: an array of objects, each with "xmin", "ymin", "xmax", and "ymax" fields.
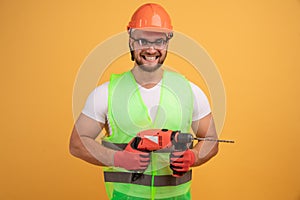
[
  {"xmin": 138, "ymin": 39, "xmax": 148, "ymax": 46},
  {"xmin": 154, "ymin": 38, "xmax": 166, "ymax": 46}
]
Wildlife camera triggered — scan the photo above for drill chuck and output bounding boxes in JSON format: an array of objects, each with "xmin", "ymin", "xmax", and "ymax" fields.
[{"xmin": 174, "ymin": 132, "xmax": 194, "ymax": 144}]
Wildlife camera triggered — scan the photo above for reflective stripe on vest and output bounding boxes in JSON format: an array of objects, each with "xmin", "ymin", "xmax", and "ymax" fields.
[{"xmin": 104, "ymin": 171, "xmax": 192, "ymax": 187}]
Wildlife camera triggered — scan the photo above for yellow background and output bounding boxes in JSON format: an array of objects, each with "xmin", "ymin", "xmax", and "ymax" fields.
[{"xmin": 1, "ymin": 0, "xmax": 300, "ymax": 199}]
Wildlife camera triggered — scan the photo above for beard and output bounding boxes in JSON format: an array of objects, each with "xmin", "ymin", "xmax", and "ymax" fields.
[
  {"xmin": 136, "ymin": 62, "xmax": 163, "ymax": 72},
  {"xmin": 135, "ymin": 51, "xmax": 168, "ymax": 73}
]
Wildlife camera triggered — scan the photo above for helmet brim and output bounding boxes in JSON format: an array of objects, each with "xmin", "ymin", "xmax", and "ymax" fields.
[{"xmin": 128, "ymin": 27, "xmax": 173, "ymax": 38}]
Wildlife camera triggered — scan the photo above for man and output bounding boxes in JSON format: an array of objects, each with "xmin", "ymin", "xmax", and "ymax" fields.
[{"xmin": 69, "ymin": 3, "xmax": 218, "ymax": 200}]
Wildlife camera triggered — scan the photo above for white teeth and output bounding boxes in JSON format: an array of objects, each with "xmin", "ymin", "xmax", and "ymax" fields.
[{"xmin": 145, "ymin": 56, "xmax": 156, "ymax": 61}]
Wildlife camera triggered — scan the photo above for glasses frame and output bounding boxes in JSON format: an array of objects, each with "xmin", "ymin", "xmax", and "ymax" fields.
[{"xmin": 130, "ymin": 37, "xmax": 169, "ymax": 50}]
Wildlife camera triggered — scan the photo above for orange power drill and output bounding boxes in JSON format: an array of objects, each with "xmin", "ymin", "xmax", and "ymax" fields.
[{"xmin": 129, "ymin": 129, "xmax": 234, "ymax": 176}]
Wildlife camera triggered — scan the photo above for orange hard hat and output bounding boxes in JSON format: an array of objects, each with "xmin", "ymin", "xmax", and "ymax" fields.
[{"xmin": 127, "ymin": 3, "xmax": 173, "ymax": 34}]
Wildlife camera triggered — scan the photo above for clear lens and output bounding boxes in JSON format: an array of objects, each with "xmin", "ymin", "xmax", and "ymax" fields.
[{"xmin": 137, "ymin": 39, "xmax": 149, "ymax": 46}]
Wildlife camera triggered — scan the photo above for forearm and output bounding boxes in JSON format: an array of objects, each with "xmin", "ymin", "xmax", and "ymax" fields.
[
  {"xmin": 190, "ymin": 114, "xmax": 219, "ymax": 167},
  {"xmin": 191, "ymin": 140, "xmax": 218, "ymax": 167},
  {"xmin": 69, "ymin": 123, "xmax": 116, "ymax": 166},
  {"xmin": 70, "ymin": 137, "xmax": 104, "ymax": 166},
  {"xmin": 70, "ymin": 136, "xmax": 116, "ymax": 166}
]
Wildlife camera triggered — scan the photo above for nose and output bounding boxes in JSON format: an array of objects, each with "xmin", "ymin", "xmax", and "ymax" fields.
[{"xmin": 145, "ymin": 45, "xmax": 157, "ymax": 53}]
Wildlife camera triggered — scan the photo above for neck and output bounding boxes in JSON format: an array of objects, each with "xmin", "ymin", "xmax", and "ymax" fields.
[{"xmin": 131, "ymin": 66, "xmax": 164, "ymax": 89}]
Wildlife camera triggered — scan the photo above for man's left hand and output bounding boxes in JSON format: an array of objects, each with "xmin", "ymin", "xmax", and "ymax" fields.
[{"xmin": 170, "ymin": 149, "xmax": 196, "ymax": 176}]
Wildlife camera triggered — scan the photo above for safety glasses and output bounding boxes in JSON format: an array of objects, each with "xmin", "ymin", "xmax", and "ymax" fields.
[{"xmin": 130, "ymin": 37, "xmax": 169, "ymax": 50}]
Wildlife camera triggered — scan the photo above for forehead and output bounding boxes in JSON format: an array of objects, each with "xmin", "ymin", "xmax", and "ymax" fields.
[{"xmin": 131, "ymin": 30, "xmax": 167, "ymax": 39}]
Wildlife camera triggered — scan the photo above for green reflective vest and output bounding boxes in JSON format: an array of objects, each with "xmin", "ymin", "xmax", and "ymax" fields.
[{"xmin": 102, "ymin": 70, "xmax": 194, "ymax": 199}]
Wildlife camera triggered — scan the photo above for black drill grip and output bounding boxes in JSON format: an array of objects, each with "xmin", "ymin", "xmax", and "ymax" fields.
[{"xmin": 130, "ymin": 137, "xmax": 142, "ymax": 150}]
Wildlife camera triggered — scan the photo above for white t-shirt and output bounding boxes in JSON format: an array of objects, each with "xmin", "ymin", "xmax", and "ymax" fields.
[{"xmin": 82, "ymin": 81, "xmax": 211, "ymax": 131}]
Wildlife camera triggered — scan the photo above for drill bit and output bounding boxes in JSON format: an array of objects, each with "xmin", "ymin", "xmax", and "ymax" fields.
[{"xmin": 194, "ymin": 137, "xmax": 235, "ymax": 143}]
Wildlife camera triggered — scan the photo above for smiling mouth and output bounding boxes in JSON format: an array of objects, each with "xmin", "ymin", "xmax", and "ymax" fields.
[{"xmin": 142, "ymin": 55, "xmax": 159, "ymax": 61}]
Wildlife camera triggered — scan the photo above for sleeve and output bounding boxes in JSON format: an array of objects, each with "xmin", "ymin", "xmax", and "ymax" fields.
[
  {"xmin": 189, "ymin": 82, "xmax": 212, "ymax": 121},
  {"xmin": 81, "ymin": 82, "xmax": 109, "ymax": 123}
]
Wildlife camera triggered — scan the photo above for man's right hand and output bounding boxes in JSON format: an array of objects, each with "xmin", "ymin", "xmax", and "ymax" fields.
[{"xmin": 113, "ymin": 140, "xmax": 150, "ymax": 171}]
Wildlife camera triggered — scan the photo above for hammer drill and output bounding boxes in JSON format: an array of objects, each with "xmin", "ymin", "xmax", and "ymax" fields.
[{"xmin": 128, "ymin": 129, "xmax": 234, "ymax": 176}]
